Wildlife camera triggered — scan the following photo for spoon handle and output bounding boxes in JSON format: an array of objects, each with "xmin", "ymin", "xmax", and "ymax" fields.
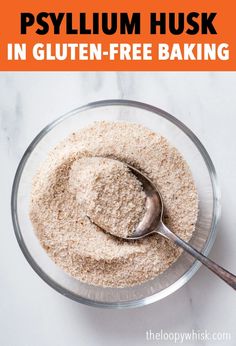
[{"xmin": 158, "ymin": 222, "xmax": 236, "ymax": 290}]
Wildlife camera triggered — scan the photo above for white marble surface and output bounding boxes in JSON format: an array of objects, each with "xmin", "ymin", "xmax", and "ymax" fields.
[{"xmin": 0, "ymin": 72, "xmax": 236, "ymax": 346}]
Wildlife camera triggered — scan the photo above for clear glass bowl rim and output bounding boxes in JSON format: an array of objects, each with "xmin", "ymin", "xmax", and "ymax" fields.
[{"xmin": 11, "ymin": 99, "xmax": 221, "ymax": 309}]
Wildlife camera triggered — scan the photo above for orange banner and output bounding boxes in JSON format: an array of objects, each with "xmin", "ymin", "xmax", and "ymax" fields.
[{"xmin": 0, "ymin": 0, "xmax": 235, "ymax": 71}]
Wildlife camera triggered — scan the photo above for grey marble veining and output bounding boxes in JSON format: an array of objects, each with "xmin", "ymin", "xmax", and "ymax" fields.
[{"xmin": 0, "ymin": 72, "xmax": 235, "ymax": 346}]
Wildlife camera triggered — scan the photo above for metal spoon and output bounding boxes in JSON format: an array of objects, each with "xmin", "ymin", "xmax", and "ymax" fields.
[{"xmin": 93, "ymin": 164, "xmax": 236, "ymax": 290}]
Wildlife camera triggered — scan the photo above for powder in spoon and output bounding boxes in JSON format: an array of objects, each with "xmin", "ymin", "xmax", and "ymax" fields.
[
  {"xmin": 69, "ymin": 157, "xmax": 146, "ymax": 238},
  {"xmin": 30, "ymin": 121, "xmax": 198, "ymax": 287}
]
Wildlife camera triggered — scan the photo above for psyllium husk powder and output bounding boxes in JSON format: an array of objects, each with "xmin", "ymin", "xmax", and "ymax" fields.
[{"xmin": 30, "ymin": 121, "xmax": 198, "ymax": 287}]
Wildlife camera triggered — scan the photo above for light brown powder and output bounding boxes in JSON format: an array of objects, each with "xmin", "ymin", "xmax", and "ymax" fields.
[
  {"xmin": 30, "ymin": 121, "xmax": 198, "ymax": 287},
  {"xmin": 69, "ymin": 157, "xmax": 146, "ymax": 238}
]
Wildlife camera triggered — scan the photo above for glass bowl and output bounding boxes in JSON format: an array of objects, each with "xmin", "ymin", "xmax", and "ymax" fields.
[{"xmin": 11, "ymin": 100, "xmax": 220, "ymax": 308}]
